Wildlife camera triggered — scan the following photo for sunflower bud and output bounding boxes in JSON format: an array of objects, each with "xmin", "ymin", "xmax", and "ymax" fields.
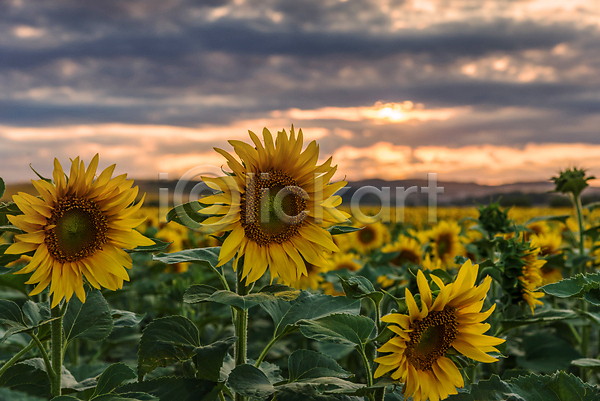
[
  {"xmin": 551, "ymin": 167, "xmax": 594, "ymax": 198},
  {"xmin": 478, "ymin": 202, "xmax": 511, "ymax": 236}
]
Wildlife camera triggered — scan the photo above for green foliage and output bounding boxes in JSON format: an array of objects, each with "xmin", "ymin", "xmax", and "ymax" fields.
[
  {"xmin": 91, "ymin": 363, "xmax": 137, "ymax": 399},
  {"xmin": 137, "ymin": 316, "xmax": 201, "ymax": 379},
  {"xmin": 63, "ymin": 289, "xmax": 114, "ymax": 343},
  {"xmin": 127, "ymin": 239, "xmax": 172, "ymax": 253},
  {"xmin": 287, "ymin": 349, "xmax": 352, "ymax": 382},
  {"xmin": 551, "ymin": 167, "xmax": 595, "ymax": 198},
  {"xmin": 448, "ymin": 371, "xmax": 599, "ymax": 400},
  {"xmin": 261, "ymin": 291, "xmax": 361, "ymax": 338},
  {"xmin": 540, "ymin": 272, "xmax": 600, "ymax": 300},
  {"xmin": 327, "ymin": 226, "xmax": 361, "ymax": 235},
  {"xmin": 166, "ymin": 202, "xmax": 213, "ymax": 229},
  {"xmin": 116, "ymin": 377, "xmax": 222, "ymax": 401},
  {"xmin": 193, "ymin": 336, "xmax": 236, "ymax": 382},
  {"xmin": 153, "ymin": 248, "xmax": 221, "ymax": 271},
  {"xmin": 183, "ymin": 284, "xmax": 299, "ymax": 311},
  {"xmin": 298, "ymin": 314, "xmax": 375, "ymax": 348},
  {"xmin": 478, "ymin": 202, "xmax": 512, "ymax": 236}
]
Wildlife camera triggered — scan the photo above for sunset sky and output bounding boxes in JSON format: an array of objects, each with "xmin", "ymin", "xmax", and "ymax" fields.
[{"xmin": 1, "ymin": 0, "xmax": 599, "ymax": 185}]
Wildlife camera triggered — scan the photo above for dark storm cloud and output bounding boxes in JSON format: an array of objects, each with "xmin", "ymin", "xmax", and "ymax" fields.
[
  {"xmin": 0, "ymin": 18, "xmax": 585, "ymax": 70},
  {"xmin": 0, "ymin": 0, "xmax": 599, "ymax": 151}
]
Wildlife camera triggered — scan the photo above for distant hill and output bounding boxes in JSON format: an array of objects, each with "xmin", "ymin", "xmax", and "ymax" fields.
[{"xmin": 3, "ymin": 178, "xmax": 600, "ymax": 207}]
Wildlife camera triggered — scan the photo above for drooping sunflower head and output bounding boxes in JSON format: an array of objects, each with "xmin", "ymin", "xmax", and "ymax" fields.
[
  {"xmin": 531, "ymin": 232, "xmax": 562, "ymax": 256},
  {"xmin": 200, "ymin": 127, "xmax": 349, "ymax": 285},
  {"xmin": 6, "ymin": 155, "xmax": 154, "ymax": 307},
  {"xmin": 375, "ymin": 261, "xmax": 504, "ymax": 401},
  {"xmin": 520, "ymin": 238, "xmax": 546, "ymax": 313}
]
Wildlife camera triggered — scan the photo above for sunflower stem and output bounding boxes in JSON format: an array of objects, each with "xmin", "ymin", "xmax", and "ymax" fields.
[
  {"xmin": 374, "ymin": 388, "xmax": 385, "ymax": 401},
  {"xmin": 255, "ymin": 335, "xmax": 279, "ymax": 368},
  {"xmin": 573, "ymin": 193, "xmax": 591, "ymax": 379},
  {"xmin": 234, "ymin": 268, "xmax": 249, "ymax": 401},
  {"xmin": 0, "ymin": 341, "xmax": 37, "ymax": 379},
  {"xmin": 30, "ymin": 332, "xmax": 54, "ymax": 382},
  {"xmin": 50, "ymin": 303, "xmax": 65, "ymax": 397},
  {"xmin": 357, "ymin": 346, "xmax": 374, "ymax": 388}
]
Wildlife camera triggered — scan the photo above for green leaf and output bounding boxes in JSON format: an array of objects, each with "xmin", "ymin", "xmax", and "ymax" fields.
[
  {"xmin": 517, "ymin": 332, "xmax": 582, "ymax": 373},
  {"xmin": 582, "ymin": 311, "xmax": 600, "ymax": 326},
  {"xmin": 111, "ymin": 309, "xmax": 145, "ymax": 328},
  {"xmin": 327, "ymin": 226, "xmax": 360, "ymax": 235},
  {"xmin": 167, "ymin": 202, "xmax": 213, "ymax": 229},
  {"xmin": 94, "ymin": 393, "xmax": 158, "ymax": 401},
  {"xmin": 0, "ymin": 177, "xmax": 5, "ymax": 199},
  {"xmin": 93, "ymin": 393, "xmax": 158, "ymax": 401},
  {"xmin": 338, "ymin": 276, "xmax": 383, "ymax": 303},
  {"xmin": 584, "ymin": 201, "xmax": 600, "ymax": 211},
  {"xmin": 22, "ymin": 300, "xmax": 49, "ymax": 327},
  {"xmin": 572, "ymin": 358, "xmax": 600, "ymax": 371},
  {"xmin": 261, "ymin": 291, "xmax": 362, "ymax": 338},
  {"xmin": 298, "ymin": 314, "xmax": 375, "ymax": 349},
  {"xmin": 193, "ymin": 336, "xmax": 237, "ymax": 382},
  {"xmin": 127, "ymin": 238, "xmax": 172, "ymax": 253},
  {"xmin": 583, "ymin": 288, "xmax": 600, "ymax": 306},
  {"xmin": 525, "ymin": 214, "xmax": 571, "ymax": 226},
  {"xmin": 540, "ymin": 272, "xmax": 600, "ymax": 299},
  {"xmin": 0, "ymin": 201, "xmax": 22, "ymax": 215},
  {"xmin": 275, "ymin": 378, "xmax": 364, "ymax": 400},
  {"xmin": 137, "ymin": 316, "xmax": 201, "ymax": 379},
  {"xmin": 92, "ymin": 363, "xmax": 137, "ymax": 398},
  {"xmin": 288, "ymin": 349, "xmax": 352, "ymax": 382},
  {"xmin": 0, "ymin": 388, "xmax": 45, "ymax": 401},
  {"xmin": 116, "ymin": 377, "xmax": 222, "ymax": 401},
  {"xmin": 447, "ymin": 371, "xmax": 599, "ymax": 400},
  {"xmin": 0, "ymin": 225, "xmax": 24, "ymax": 234},
  {"xmin": 500, "ymin": 309, "xmax": 578, "ymax": 332},
  {"xmin": 184, "ymin": 285, "xmax": 300, "ymax": 311},
  {"xmin": 0, "ymin": 299, "xmax": 27, "ymax": 327},
  {"xmin": 0, "ymin": 358, "xmax": 93, "ymax": 398},
  {"xmin": 0, "ymin": 245, "xmax": 21, "ymax": 270},
  {"xmin": 63, "ymin": 289, "xmax": 113, "ymax": 342},
  {"xmin": 0, "ymin": 359, "xmax": 50, "ymax": 398},
  {"xmin": 227, "ymin": 364, "xmax": 275, "ymax": 399},
  {"xmin": 153, "ymin": 248, "xmax": 221, "ymax": 272}
]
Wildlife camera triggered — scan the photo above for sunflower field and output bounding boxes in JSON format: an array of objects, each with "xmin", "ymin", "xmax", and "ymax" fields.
[{"xmin": 1, "ymin": 128, "xmax": 600, "ymax": 401}]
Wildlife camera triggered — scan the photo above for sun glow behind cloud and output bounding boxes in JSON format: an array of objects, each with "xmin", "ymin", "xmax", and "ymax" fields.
[{"xmin": 1, "ymin": 0, "xmax": 600, "ymax": 189}]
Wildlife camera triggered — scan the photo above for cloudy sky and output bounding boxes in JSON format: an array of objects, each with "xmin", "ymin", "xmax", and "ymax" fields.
[{"xmin": 1, "ymin": 0, "xmax": 599, "ymax": 185}]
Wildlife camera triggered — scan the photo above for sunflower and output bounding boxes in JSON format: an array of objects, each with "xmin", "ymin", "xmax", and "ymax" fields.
[
  {"xmin": 531, "ymin": 232, "xmax": 563, "ymax": 285},
  {"xmin": 422, "ymin": 254, "xmax": 443, "ymax": 271},
  {"xmin": 426, "ymin": 221, "xmax": 465, "ymax": 268},
  {"xmin": 289, "ymin": 262, "xmax": 325, "ymax": 291},
  {"xmin": 6, "ymin": 155, "xmax": 153, "ymax": 307},
  {"xmin": 325, "ymin": 252, "xmax": 363, "ymax": 272},
  {"xmin": 382, "ymin": 235, "xmax": 422, "ymax": 267},
  {"xmin": 520, "ymin": 238, "xmax": 546, "ymax": 312},
  {"xmin": 349, "ymin": 221, "xmax": 390, "ymax": 254},
  {"xmin": 200, "ymin": 127, "xmax": 348, "ymax": 285},
  {"xmin": 375, "ymin": 260, "xmax": 504, "ymax": 401}
]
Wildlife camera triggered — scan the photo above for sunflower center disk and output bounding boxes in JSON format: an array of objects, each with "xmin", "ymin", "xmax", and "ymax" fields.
[
  {"xmin": 358, "ymin": 227, "xmax": 376, "ymax": 244},
  {"xmin": 241, "ymin": 170, "xmax": 308, "ymax": 245},
  {"xmin": 45, "ymin": 196, "xmax": 108, "ymax": 262},
  {"xmin": 436, "ymin": 233, "xmax": 453, "ymax": 258},
  {"xmin": 392, "ymin": 250, "xmax": 420, "ymax": 266},
  {"xmin": 406, "ymin": 306, "xmax": 458, "ymax": 371}
]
